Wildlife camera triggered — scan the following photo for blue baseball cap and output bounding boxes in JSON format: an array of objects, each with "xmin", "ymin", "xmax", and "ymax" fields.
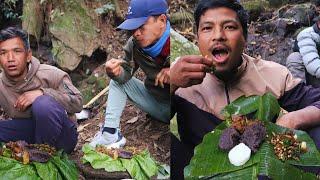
[{"xmin": 116, "ymin": 0, "xmax": 168, "ymax": 30}]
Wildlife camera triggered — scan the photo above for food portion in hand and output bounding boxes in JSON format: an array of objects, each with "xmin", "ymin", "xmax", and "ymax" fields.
[
  {"xmin": 270, "ymin": 131, "xmax": 307, "ymax": 161},
  {"xmin": 228, "ymin": 143, "xmax": 251, "ymax": 166},
  {"xmin": 0, "ymin": 141, "xmax": 56, "ymax": 164}
]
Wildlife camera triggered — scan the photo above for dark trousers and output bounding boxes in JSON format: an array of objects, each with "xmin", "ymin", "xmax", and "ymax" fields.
[{"xmin": 0, "ymin": 95, "xmax": 78, "ymax": 153}]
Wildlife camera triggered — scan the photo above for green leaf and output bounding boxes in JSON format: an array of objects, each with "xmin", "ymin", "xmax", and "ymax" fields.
[
  {"xmin": 265, "ymin": 122, "xmax": 320, "ymax": 166},
  {"xmin": 157, "ymin": 164, "xmax": 170, "ymax": 179},
  {"xmin": 51, "ymin": 153, "xmax": 78, "ymax": 180},
  {"xmin": 255, "ymin": 93, "xmax": 280, "ymax": 121},
  {"xmin": 205, "ymin": 165, "xmax": 258, "ymax": 179},
  {"xmin": 184, "ymin": 128, "xmax": 258, "ymax": 179},
  {"xmin": 221, "ymin": 95, "xmax": 260, "ymax": 117},
  {"xmin": 185, "ymin": 121, "xmax": 320, "ymax": 179},
  {"xmin": 221, "ymin": 93, "xmax": 280, "ymax": 122},
  {"xmin": 134, "ymin": 150, "xmax": 158, "ymax": 178},
  {"xmin": 0, "ymin": 156, "xmax": 40, "ymax": 180},
  {"xmin": 81, "ymin": 144, "xmax": 159, "ymax": 179},
  {"xmin": 186, "ymin": 93, "xmax": 320, "ymax": 179},
  {"xmin": 0, "ymin": 149, "xmax": 77, "ymax": 180},
  {"xmin": 82, "ymin": 144, "xmax": 125, "ymax": 172},
  {"xmin": 121, "ymin": 158, "xmax": 149, "ymax": 180},
  {"xmin": 2, "ymin": 148, "xmax": 12, "ymax": 158},
  {"xmin": 33, "ymin": 161, "xmax": 63, "ymax": 180}
]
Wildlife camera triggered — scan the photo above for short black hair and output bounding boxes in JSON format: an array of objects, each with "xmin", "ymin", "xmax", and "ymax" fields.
[
  {"xmin": 0, "ymin": 26, "xmax": 30, "ymax": 50},
  {"xmin": 194, "ymin": 0, "xmax": 249, "ymax": 39}
]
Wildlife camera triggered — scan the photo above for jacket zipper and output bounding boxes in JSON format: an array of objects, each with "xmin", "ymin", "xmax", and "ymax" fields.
[{"xmin": 225, "ymin": 84, "xmax": 230, "ymax": 104}]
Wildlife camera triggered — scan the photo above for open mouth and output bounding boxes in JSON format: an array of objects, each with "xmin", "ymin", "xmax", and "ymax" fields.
[
  {"xmin": 7, "ymin": 65, "xmax": 17, "ymax": 71},
  {"xmin": 212, "ymin": 46, "xmax": 229, "ymax": 63}
]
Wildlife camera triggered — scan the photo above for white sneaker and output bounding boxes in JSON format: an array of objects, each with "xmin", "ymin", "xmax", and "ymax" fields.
[{"xmin": 89, "ymin": 128, "xmax": 126, "ymax": 149}]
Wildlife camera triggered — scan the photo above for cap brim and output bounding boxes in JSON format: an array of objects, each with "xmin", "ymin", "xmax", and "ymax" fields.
[{"xmin": 116, "ymin": 17, "xmax": 148, "ymax": 31}]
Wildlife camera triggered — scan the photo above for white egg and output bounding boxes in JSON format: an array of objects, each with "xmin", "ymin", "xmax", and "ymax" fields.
[{"xmin": 228, "ymin": 143, "xmax": 251, "ymax": 166}]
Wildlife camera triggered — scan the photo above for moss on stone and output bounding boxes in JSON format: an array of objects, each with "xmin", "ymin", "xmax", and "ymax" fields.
[
  {"xmin": 170, "ymin": 29, "xmax": 200, "ymax": 62},
  {"xmin": 96, "ymin": 77, "xmax": 107, "ymax": 91},
  {"xmin": 242, "ymin": 0, "xmax": 269, "ymax": 11}
]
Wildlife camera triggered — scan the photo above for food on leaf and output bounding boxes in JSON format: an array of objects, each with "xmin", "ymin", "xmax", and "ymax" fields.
[
  {"xmin": 270, "ymin": 131, "xmax": 307, "ymax": 161},
  {"xmin": 218, "ymin": 127, "xmax": 240, "ymax": 151},
  {"xmin": 231, "ymin": 116, "xmax": 248, "ymax": 133},
  {"xmin": 1, "ymin": 141, "xmax": 56, "ymax": 164},
  {"xmin": 240, "ymin": 121, "xmax": 267, "ymax": 152},
  {"xmin": 228, "ymin": 143, "xmax": 251, "ymax": 166},
  {"xmin": 219, "ymin": 116, "xmax": 266, "ymax": 153},
  {"xmin": 96, "ymin": 145, "xmax": 138, "ymax": 159}
]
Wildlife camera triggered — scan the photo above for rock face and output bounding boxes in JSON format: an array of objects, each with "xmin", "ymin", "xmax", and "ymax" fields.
[
  {"xmin": 23, "ymin": 0, "xmax": 103, "ymax": 71},
  {"xmin": 49, "ymin": 0, "xmax": 101, "ymax": 71},
  {"xmin": 22, "ymin": 0, "xmax": 43, "ymax": 41},
  {"xmin": 246, "ymin": 3, "xmax": 319, "ymax": 65},
  {"xmin": 278, "ymin": 3, "xmax": 318, "ymax": 26}
]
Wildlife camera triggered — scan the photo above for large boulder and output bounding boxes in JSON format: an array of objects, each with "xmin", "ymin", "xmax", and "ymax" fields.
[
  {"xmin": 49, "ymin": 0, "xmax": 101, "ymax": 71},
  {"xmin": 22, "ymin": 0, "xmax": 103, "ymax": 71},
  {"xmin": 277, "ymin": 3, "xmax": 318, "ymax": 26},
  {"xmin": 22, "ymin": 0, "xmax": 43, "ymax": 42}
]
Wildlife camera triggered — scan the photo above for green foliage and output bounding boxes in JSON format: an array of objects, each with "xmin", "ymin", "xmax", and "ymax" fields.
[
  {"xmin": 95, "ymin": 3, "xmax": 115, "ymax": 15},
  {"xmin": 221, "ymin": 92, "xmax": 280, "ymax": 123},
  {"xmin": 185, "ymin": 121, "xmax": 320, "ymax": 179},
  {"xmin": 0, "ymin": 152, "xmax": 78, "ymax": 180},
  {"xmin": 0, "ymin": 0, "xmax": 20, "ymax": 19},
  {"xmin": 82, "ymin": 144, "xmax": 159, "ymax": 180},
  {"xmin": 185, "ymin": 93, "xmax": 320, "ymax": 179}
]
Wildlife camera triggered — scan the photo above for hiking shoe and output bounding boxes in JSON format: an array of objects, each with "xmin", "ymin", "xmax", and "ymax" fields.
[{"xmin": 89, "ymin": 128, "xmax": 126, "ymax": 148}]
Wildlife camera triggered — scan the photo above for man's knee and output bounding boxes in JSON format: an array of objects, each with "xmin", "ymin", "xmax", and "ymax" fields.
[
  {"xmin": 31, "ymin": 95, "xmax": 66, "ymax": 119},
  {"xmin": 32, "ymin": 95, "xmax": 55, "ymax": 109}
]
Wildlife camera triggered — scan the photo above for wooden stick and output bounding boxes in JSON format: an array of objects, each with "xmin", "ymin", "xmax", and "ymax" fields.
[{"xmin": 83, "ymin": 86, "xmax": 109, "ymax": 109}]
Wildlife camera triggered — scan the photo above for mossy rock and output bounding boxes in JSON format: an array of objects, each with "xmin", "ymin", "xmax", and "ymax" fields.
[
  {"xmin": 52, "ymin": 39, "xmax": 81, "ymax": 71},
  {"xmin": 241, "ymin": 0, "xmax": 269, "ymax": 21},
  {"xmin": 242, "ymin": 0, "xmax": 269, "ymax": 11},
  {"xmin": 81, "ymin": 88, "xmax": 95, "ymax": 105},
  {"xmin": 22, "ymin": 0, "xmax": 43, "ymax": 42},
  {"xmin": 49, "ymin": 0, "xmax": 102, "ymax": 71},
  {"xmin": 268, "ymin": 0, "xmax": 289, "ymax": 8},
  {"xmin": 96, "ymin": 77, "xmax": 108, "ymax": 91},
  {"xmin": 87, "ymin": 75, "xmax": 97, "ymax": 85},
  {"xmin": 170, "ymin": 28, "xmax": 200, "ymax": 61}
]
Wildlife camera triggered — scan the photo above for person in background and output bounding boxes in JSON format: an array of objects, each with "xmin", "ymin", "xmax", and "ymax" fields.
[
  {"xmin": 0, "ymin": 26, "xmax": 82, "ymax": 153},
  {"xmin": 286, "ymin": 1, "xmax": 320, "ymax": 87},
  {"xmin": 170, "ymin": 0, "xmax": 320, "ymax": 178},
  {"xmin": 89, "ymin": 0, "xmax": 170, "ymax": 148}
]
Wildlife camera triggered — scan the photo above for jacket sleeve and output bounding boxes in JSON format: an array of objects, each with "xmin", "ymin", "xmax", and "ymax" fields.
[
  {"xmin": 297, "ymin": 25, "xmax": 320, "ymax": 78},
  {"xmin": 111, "ymin": 37, "xmax": 137, "ymax": 84},
  {"xmin": 41, "ymin": 72, "xmax": 83, "ymax": 113},
  {"xmin": 279, "ymin": 82, "xmax": 320, "ymax": 112}
]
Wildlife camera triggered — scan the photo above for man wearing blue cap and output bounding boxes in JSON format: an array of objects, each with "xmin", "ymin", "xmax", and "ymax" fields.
[{"xmin": 90, "ymin": 0, "xmax": 170, "ymax": 148}]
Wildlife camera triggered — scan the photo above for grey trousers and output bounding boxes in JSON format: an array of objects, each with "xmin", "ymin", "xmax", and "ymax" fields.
[
  {"xmin": 286, "ymin": 52, "xmax": 320, "ymax": 87},
  {"xmin": 104, "ymin": 77, "xmax": 170, "ymax": 129}
]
